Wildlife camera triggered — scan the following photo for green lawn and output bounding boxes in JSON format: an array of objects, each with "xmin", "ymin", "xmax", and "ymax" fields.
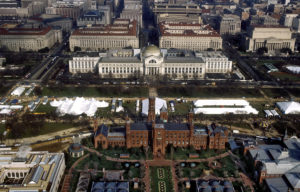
[
  {"xmin": 35, "ymin": 103, "xmax": 56, "ymax": 113},
  {"xmin": 0, "ymin": 85, "xmax": 11, "ymax": 96},
  {"xmin": 231, "ymin": 122, "xmax": 252, "ymax": 130},
  {"xmin": 41, "ymin": 86, "xmax": 148, "ymax": 97},
  {"xmin": 150, "ymin": 167, "xmax": 174, "ymax": 192},
  {"xmin": 17, "ymin": 122, "xmax": 76, "ymax": 138},
  {"xmin": 157, "ymin": 87, "xmax": 263, "ymax": 98},
  {"xmin": 0, "ymin": 124, "xmax": 5, "ymax": 135},
  {"xmin": 287, "ymin": 88, "xmax": 300, "ymax": 97},
  {"xmin": 249, "ymin": 101, "xmax": 269, "ymax": 117},
  {"xmin": 75, "ymin": 153, "xmax": 123, "ymax": 170},
  {"xmin": 213, "ymin": 156, "xmax": 237, "ymax": 178},
  {"xmin": 97, "ymin": 146, "xmax": 152, "ymax": 160},
  {"xmin": 269, "ymin": 72, "xmax": 300, "ymax": 81},
  {"xmin": 166, "ymin": 147, "xmax": 226, "ymax": 160},
  {"xmin": 123, "ymin": 101, "xmax": 138, "ymax": 115},
  {"xmin": 261, "ymin": 88, "xmax": 290, "ymax": 98},
  {"xmin": 179, "ymin": 162, "xmax": 209, "ymax": 178},
  {"xmin": 256, "ymin": 60, "xmax": 283, "ymax": 67},
  {"xmin": 170, "ymin": 102, "xmax": 191, "ymax": 115}
]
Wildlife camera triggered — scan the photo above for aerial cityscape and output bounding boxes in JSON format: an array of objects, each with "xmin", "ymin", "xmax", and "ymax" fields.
[{"xmin": 0, "ymin": 0, "xmax": 300, "ymax": 190}]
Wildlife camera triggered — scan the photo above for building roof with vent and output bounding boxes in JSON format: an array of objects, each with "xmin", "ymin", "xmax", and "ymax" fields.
[
  {"xmin": 95, "ymin": 124, "xmax": 109, "ymax": 137},
  {"xmin": 0, "ymin": 150, "xmax": 65, "ymax": 191}
]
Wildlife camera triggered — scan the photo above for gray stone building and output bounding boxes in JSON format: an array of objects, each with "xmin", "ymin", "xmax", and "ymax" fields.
[
  {"xmin": 77, "ymin": 10, "xmax": 108, "ymax": 27},
  {"xmin": 69, "ymin": 45, "xmax": 232, "ymax": 79},
  {"xmin": 218, "ymin": 14, "xmax": 241, "ymax": 35},
  {"xmin": 243, "ymin": 26, "xmax": 295, "ymax": 52}
]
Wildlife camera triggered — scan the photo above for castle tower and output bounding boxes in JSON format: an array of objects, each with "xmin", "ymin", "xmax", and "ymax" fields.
[
  {"xmin": 152, "ymin": 124, "xmax": 166, "ymax": 158},
  {"xmin": 148, "ymin": 97, "xmax": 156, "ymax": 123},
  {"xmin": 93, "ymin": 119, "xmax": 98, "ymax": 133},
  {"xmin": 160, "ymin": 105, "xmax": 168, "ymax": 122},
  {"xmin": 188, "ymin": 109, "xmax": 194, "ymax": 145},
  {"xmin": 126, "ymin": 118, "xmax": 131, "ymax": 148}
]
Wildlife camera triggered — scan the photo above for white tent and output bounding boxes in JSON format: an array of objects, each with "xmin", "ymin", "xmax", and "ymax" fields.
[
  {"xmin": 11, "ymin": 87, "xmax": 25, "ymax": 96},
  {"xmin": 0, "ymin": 109, "xmax": 12, "ymax": 115},
  {"xmin": 0, "ymin": 105, "xmax": 23, "ymax": 110},
  {"xmin": 142, "ymin": 97, "xmax": 167, "ymax": 115},
  {"xmin": 193, "ymin": 99, "xmax": 250, "ymax": 107},
  {"xmin": 193, "ymin": 106, "xmax": 258, "ymax": 115},
  {"xmin": 50, "ymin": 97, "xmax": 109, "ymax": 116},
  {"xmin": 276, "ymin": 101, "xmax": 300, "ymax": 114},
  {"xmin": 286, "ymin": 65, "xmax": 300, "ymax": 74},
  {"xmin": 193, "ymin": 99, "xmax": 258, "ymax": 115},
  {"xmin": 264, "ymin": 110, "xmax": 273, "ymax": 117}
]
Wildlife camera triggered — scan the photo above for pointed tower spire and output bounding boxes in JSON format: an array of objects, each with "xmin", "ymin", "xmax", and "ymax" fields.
[{"xmin": 283, "ymin": 128, "xmax": 288, "ymax": 141}]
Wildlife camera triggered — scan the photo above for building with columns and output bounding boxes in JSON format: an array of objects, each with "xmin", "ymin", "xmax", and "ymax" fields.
[
  {"xmin": 159, "ymin": 22, "xmax": 223, "ymax": 51},
  {"xmin": 69, "ymin": 19, "xmax": 139, "ymax": 52},
  {"xmin": 243, "ymin": 26, "xmax": 295, "ymax": 52},
  {"xmin": 120, "ymin": 4, "xmax": 143, "ymax": 27},
  {"xmin": 94, "ymin": 97, "xmax": 228, "ymax": 158},
  {"xmin": 218, "ymin": 14, "xmax": 241, "ymax": 35},
  {"xmin": 0, "ymin": 26, "xmax": 62, "ymax": 52},
  {"xmin": 69, "ymin": 45, "xmax": 233, "ymax": 79},
  {"xmin": 0, "ymin": 149, "xmax": 65, "ymax": 192}
]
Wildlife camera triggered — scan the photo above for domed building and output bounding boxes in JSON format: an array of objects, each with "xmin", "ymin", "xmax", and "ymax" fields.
[
  {"xmin": 142, "ymin": 45, "xmax": 161, "ymax": 57},
  {"xmin": 69, "ymin": 143, "xmax": 84, "ymax": 158},
  {"xmin": 69, "ymin": 45, "xmax": 232, "ymax": 79}
]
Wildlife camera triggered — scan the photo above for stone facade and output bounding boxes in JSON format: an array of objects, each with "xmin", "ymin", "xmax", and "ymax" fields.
[
  {"xmin": 69, "ymin": 19, "xmax": 139, "ymax": 52},
  {"xmin": 77, "ymin": 10, "xmax": 110, "ymax": 27},
  {"xmin": 120, "ymin": 4, "xmax": 143, "ymax": 27},
  {"xmin": 94, "ymin": 97, "xmax": 228, "ymax": 158},
  {"xmin": 218, "ymin": 14, "xmax": 241, "ymax": 35},
  {"xmin": 0, "ymin": 26, "xmax": 62, "ymax": 52},
  {"xmin": 159, "ymin": 22, "xmax": 223, "ymax": 51},
  {"xmin": 196, "ymin": 51, "xmax": 232, "ymax": 73},
  {"xmin": 69, "ymin": 45, "xmax": 233, "ymax": 79},
  {"xmin": 0, "ymin": 150, "xmax": 65, "ymax": 192},
  {"xmin": 244, "ymin": 26, "xmax": 295, "ymax": 52}
]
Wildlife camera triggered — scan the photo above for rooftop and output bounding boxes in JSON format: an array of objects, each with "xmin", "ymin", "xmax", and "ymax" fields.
[
  {"xmin": 0, "ymin": 150, "xmax": 64, "ymax": 191},
  {"xmin": 71, "ymin": 19, "xmax": 137, "ymax": 37},
  {"xmin": 159, "ymin": 22, "xmax": 221, "ymax": 37}
]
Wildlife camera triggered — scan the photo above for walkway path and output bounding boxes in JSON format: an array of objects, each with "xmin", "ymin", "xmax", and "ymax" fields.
[
  {"xmin": 61, "ymin": 153, "xmax": 90, "ymax": 192},
  {"xmin": 174, "ymin": 152, "xmax": 229, "ymax": 163},
  {"xmin": 81, "ymin": 146, "xmax": 231, "ymax": 192}
]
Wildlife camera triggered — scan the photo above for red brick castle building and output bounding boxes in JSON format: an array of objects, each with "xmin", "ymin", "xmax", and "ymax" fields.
[{"xmin": 94, "ymin": 97, "xmax": 228, "ymax": 157}]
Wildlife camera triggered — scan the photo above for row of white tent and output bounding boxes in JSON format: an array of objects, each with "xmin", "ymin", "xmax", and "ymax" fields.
[
  {"xmin": 0, "ymin": 105, "xmax": 23, "ymax": 110},
  {"xmin": 193, "ymin": 99, "xmax": 258, "ymax": 115},
  {"xmin": 10, "ymin": 86, "xmax": 25, "ymax": 96},
  {"xmin": 264, "ymin": 109, "xmax": 280, "ymax": 117},
  {"xmin": 276, "ymin": 101, "xmax": 300, "ymax": 114}
]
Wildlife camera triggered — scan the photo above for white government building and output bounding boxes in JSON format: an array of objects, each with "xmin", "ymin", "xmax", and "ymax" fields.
[
  {"xmin": 69, "ymin": 19, "xmax": 139, "ymax": 52},
  {"xmin": 244, "ymin": 26, "xmax": 296, "ymax": 52},
  {"xmin": 159, "ymin": 22, "xmax": 223, "ymax": 51},
  {"xmin": 69, "ymin": 45, "xmax": 232, "ymax": 79},
  {"xmin": 0, "ymin": 26, "xmax": 62, "ymax": 52},
  {"xmin": 0, "ymin": 148, "xmax": 65, "ymax": 192}
]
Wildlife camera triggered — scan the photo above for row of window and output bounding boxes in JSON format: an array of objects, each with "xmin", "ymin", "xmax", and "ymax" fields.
[
  {"xmin": 101, "ymin": 67, "xmax": 140, "ymax": 73},
  {"xmin": 165, "ymin": 67, "xmax": 202, "ymax": 74},
  {"xmin": 207, "ymin": 63, "xmax": 231, "ymax": 69}
]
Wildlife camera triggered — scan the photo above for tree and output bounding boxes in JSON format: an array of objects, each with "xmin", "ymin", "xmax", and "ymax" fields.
[
  {"xmin": 171, "ymin": 73, "xmax": 177, "ymax": 80},
  {"xmin": 183, "ymin": 73, "xmax": 188, "ymax": 81},
  {"xmin": 34, "ymin": 86, "xmax": 42, "ymax": 96},
  {"xmin": 170, "ymin": 145, "xmax": 174, "ymax": 160},
  {"xmin": 256, "ymin": 47, "xmax": 268, "ymax": 55},
  {"xmin": 38, "ymin": 47, "xmax": 49, "ymax": 53},
  {"xmin": 280, "ymin": 48, "xmax": 292, "ymax": 55},
  {"xmin": 193, "ymin": 72, "xmax": 198, "ymax": 80},
  {"xmin": 74, "ymin": 46, "xmax": 81, "ymax": 52}
]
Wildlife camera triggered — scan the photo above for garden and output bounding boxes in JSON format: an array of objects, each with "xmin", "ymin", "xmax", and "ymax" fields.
[{"xmin": 150, "ymin": 166, "xmax": 174, "ymax": 192}]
